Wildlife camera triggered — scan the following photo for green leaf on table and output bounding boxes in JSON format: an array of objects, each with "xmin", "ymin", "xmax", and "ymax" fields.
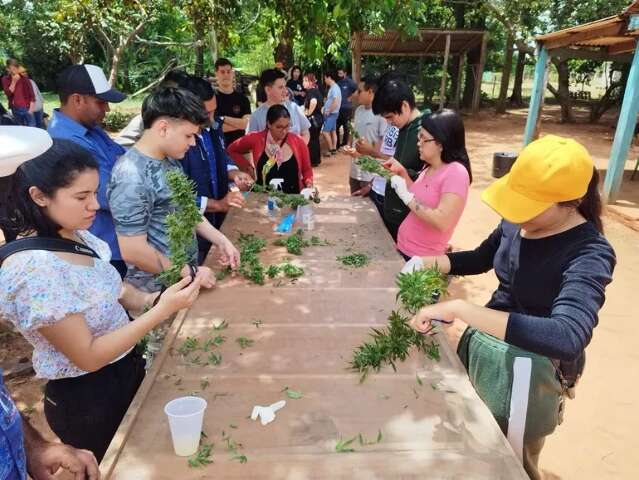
[{"xmin": 335, "ymin": 436, "xmax": 357, "ymax": 453}]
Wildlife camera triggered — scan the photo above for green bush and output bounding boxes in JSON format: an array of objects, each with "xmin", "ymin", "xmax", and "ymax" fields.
[{"xmin": 103, "ymin": 110, "xmax": 136, "ymax": 132}]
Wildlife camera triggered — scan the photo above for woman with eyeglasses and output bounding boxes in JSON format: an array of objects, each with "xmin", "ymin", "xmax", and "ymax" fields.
[{"xmin": 384, "ymin": 109, "xmax": 472, "ymax": 259}]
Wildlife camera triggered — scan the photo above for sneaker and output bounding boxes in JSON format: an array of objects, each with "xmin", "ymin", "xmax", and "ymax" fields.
[
  {"xmin": 322, "ymin": 151, "xmax": 332, "ymax": 157},
  {"xmin": 330, "ymin": 149, "xmax": 337, "ymax": 156}
]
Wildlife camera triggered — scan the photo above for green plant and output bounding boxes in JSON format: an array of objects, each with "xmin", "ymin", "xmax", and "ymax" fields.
[
  {"xmin": 158, "ymin": 170, "xmax": 201, "ymax": 286},
  {"xmin": 337, "ymin": 253, "xmax": 370, "ymax": 268},
  {"xmin": 177, "ymin": 337, "xmax": 199, "ymax": 356},
  {"xmin": 395, "ymin": 267, "xmax": 448, "ymax": 315},
  {"xmin": 355, "ymin": 156, "xmax": 392, "ymax": 179},
  {"xmin": 188, "ymin": 442, "xmax": 214, "ymax": 468},
  {"xmin": 274, "ymin": 229, "xmax": 329, "ymax": 255},
  {"xmin": 251, "ymin": 183, "xmax": 314, "ymax": 208},
  {"xmin": 207, "ymin": 352, "xmax": 222, "ymax": 366},
  {"xmin": 279, "ymin": 262, "xmax": 304, "ymax": 278},
  {"xmin": 102, "ymin": 110, "xmax": 136, "ymax": 132},
  {"xmin": 335, "ymin": 436, "xmax": 357, "ymax": 453},
  {"xmin": 236, "ymin": 337, "xmax": 254, "ymax": 349},
  {"xmin": 266, "ymin": 264, "xmax": 281, "ymax": 278},
  {"xmin": 236, "ymin": 233, "xmax": 267, "ymax": 285},
  {"xmin": 281, "ymin": 386, "xmax": 303, "ymax": 399}
]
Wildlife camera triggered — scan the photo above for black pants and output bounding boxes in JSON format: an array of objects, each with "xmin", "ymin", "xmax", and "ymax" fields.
[
  {"xmin": 44, "ymin": 350, "xmax": 146, "ymax": 462},
  {"xmin": 383, "ymin": 218, "xmax": 401, "ymax": 243},
  {"xmin": 110, "ymin": 260, "xmax": 128, "ymax": 280},
  {"xmin": 336, "ymin": 106, "xmax": 353, "ymax": 148},
  {"xmin": 369, "ymin": 190, "xmax": 385, "ymax": 218},
  {"xmin": 308, "ymin": 122, "xmax": 322, "ymax": 166}
]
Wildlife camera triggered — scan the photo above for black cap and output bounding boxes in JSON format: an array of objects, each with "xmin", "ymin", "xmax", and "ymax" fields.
[{"xmin": 57, "ymin": 64, "xmax": 126, "ymax": 103}]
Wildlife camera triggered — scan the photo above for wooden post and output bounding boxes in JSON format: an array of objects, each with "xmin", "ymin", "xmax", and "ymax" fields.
[
  {"xmin": 455, "ymin": 53, "xmax": 466, "ymax": 109},
  {"xmin": 352, "ymin": 32, "xmax": 362, "ymax": 84},
  {"xmin": 472, "ymin": 32, "xmax": 488, "ymax": 115},
  {"xmin": 439, "ymin": 34, "xmax": 451, "ymax": 111},
  {"xmin": 523, "ymin": 44, "xmax": 550, "ymax": 146},
  {"xmin": 603, "ymin": 39, "xmax": 639, "ymax": 203}
]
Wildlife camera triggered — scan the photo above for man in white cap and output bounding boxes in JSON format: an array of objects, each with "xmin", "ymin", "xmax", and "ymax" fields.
[
  {"xmin": 47, "ymin": 64, "xmax": 128, "ymax": 278},
  {"xmin": 0, "ymin": 125, "xmax": 101, "ymax": 480}
]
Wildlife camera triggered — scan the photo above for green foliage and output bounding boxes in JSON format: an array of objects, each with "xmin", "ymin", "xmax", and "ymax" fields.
[
  {"xmin": 102, "ymin": 110, "xmax": 136, "ymax": 132},
  {"xmin": 335, "ymin": 436, "xmax": 357, "ymax": 453},
  {"xmin": 158, "ymin": 170, "xmax": 201, "ymax": 286},
  {"xmin": 273, "ymin": 229, "xmax": 329, "ymax": 255},
  {"xmin": 236, "ymin": 337, "xmax": 254, "ymax": 349},
  {"xmin": 251, "ymin": 184, "xmax": 311, "ymax": 208},
  {"xmin": 395, "ymin": 267, "xmax": 448, "ymax": 315},
  {"xmin": 188, "ymin": 441, "xmax": 214, "ymax": 468},
  {"xmin": 337, "ymin": 253, "xmax": 370, "ymax": 268},
  {"xmin": 355, "ymin": 156, "xmax": 393, "ymax": 179},
  {"xmin": 236, "ymin": 233, "xmax": 267, "ymax": 285}
]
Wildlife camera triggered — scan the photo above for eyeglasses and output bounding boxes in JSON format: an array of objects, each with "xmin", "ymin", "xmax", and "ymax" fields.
[{"xmin": 418, "ymin": 137, "xmax": 436, "ymax": 144}]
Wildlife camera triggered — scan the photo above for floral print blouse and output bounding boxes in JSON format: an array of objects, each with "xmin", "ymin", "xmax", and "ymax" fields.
[{"xmin": 0, "ymin": 231, "xmax": 129, "ymax": 380}]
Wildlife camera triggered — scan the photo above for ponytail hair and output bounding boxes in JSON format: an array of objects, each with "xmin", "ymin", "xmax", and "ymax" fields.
[
  {"xmin": 559, "ymin": 167, "xmax": 603, "ymax": 234},
  {"xmin": 0, "ymin": 139, "xmax": 98, "ymax": 241}
]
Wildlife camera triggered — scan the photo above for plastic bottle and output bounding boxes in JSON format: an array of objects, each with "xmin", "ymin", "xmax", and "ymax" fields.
[
  {"xmin": 296, "ymin": 188, "xmax": 316, "ymax": 231},
  {"xmin": 267, "ymin": 178, "xmax": 284, "ymax": 217}
]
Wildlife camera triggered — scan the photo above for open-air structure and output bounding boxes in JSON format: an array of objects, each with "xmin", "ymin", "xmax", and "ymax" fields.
[
  {"xmin": 525, "ymin": 1, "xmax": 639, "ymax": 203},
  {"xmin": 350, "ymin": 29, "xmax": 488, "ymax": 113}
]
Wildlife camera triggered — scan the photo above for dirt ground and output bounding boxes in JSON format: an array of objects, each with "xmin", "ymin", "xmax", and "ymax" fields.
[{"xmin": 3, "ymin": 105, "xmax": 638, "ymax": 479}]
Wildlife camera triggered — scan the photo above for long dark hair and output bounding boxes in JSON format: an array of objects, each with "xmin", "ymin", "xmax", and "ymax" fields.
[
  {"xmin": 266, "ymin": 104, "xmax": 291, "ymax": 124},
  {"xmin": 560, "ymin": 167, "xmax": 603, "ymax": 233},
  {"xmin": 421, "ymin": 109, "xmax": 472, "ymax": 183},
  {"xmin": 0, "ymin": 139, "xmax": 98, "ymax": 241}
]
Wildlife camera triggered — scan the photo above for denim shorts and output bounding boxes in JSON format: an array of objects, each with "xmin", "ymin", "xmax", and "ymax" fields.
[{"xmin": 322, "ymin": 112, "xmax": 339, "ymax": 132}]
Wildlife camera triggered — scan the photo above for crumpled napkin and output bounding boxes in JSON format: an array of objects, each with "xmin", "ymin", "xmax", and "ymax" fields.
[{"xmin": 250, "ymin": 400, "xmax": 286, "ymax": 425}]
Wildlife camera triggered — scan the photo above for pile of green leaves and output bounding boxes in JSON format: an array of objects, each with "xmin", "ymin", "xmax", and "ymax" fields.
[
  {"xmin": 158, "ymin": 170, "xmax": 202, "ymax": 286},
  {"xmin": 395, "ymin": 267, "xmax": 448, "ymax": 315},
  {"xmin": 273, "ymin": 229, "xmax": 329, "ymax": 255},
  {"xmin": 337, "ymin": 252, "xmax": 370, "ymax": 268},
  {"xmin": 236, "ymin": 233, "xmax": 267, "ymax": 285},
  {"xmin": 265, "ymin": 261, "xmax": 305, "ymax": 279},
  {"xmin": 350, "ymin": 267, "xmax": 447, "ymax": 382},
  {"xmin": 252, "ymin": 183, "xmax": 320, "ymax": 206},
  {"xmin": 355, "ymin": 156, "xmax": 392, "ymax": 179}
]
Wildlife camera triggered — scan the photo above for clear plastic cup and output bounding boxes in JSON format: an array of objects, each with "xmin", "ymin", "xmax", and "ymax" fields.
[{"xmin": 164, "ymin": 396, "xmax": 207, "ymax": 456}]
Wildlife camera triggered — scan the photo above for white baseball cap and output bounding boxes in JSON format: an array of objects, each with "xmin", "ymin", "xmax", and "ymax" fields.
[
  {"xmin": 0, "ymin": 126, "xmax": 53, "ymax": 177},
  {"xmin": 56, "ymin": 64, "xmax": 126, "ymax": 103}
]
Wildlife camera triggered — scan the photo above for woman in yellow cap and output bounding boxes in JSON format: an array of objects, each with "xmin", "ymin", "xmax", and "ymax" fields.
[{"xmin": 404, "ymin": 135, "xmax": 616, "ymax": 479}]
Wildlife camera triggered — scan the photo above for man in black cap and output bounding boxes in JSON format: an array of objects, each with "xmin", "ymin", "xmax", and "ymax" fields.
[{"xmin": 47, "ymin": 64, "xmax": 129, "ymax": 278}]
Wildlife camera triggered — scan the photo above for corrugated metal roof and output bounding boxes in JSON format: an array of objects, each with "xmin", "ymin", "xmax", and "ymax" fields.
[{"xmin": 353, "ymin": 29, "xmax": 485, "ymax": 57}]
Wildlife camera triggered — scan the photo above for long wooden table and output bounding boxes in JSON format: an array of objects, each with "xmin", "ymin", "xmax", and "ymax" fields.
[{"xmin": 101, "ymin": 194, "xmax": 527, "ymax": 479}]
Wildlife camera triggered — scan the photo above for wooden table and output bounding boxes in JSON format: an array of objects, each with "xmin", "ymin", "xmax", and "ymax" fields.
[{"xmin": 101, "ymin": 194, "xmax": 527, "ymax": 479}]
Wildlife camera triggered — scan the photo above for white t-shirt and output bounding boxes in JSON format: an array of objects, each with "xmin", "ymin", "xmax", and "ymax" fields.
[
  {"xmin": 247, "ymin": 100, "xmax": 311, "ymax": 135},
  {"xmin": 350, "ymin": 106, "xmax": 387, "ymax": 182},
  {"xmin": 372, "ymin": 126, "xmax": 399, "ymax": 195}
]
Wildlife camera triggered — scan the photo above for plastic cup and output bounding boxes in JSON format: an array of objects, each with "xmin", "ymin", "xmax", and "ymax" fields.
[{"xmin": 164, "ymin": 396, "xmax": 207, "ymax": 456}]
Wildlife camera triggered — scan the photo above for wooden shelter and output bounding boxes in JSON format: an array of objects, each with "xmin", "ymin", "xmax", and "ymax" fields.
[
  {"xmin": 524, "ymin": 1, "xmax": 639, "ymax": 203},
  {"xmin": 351, "ymin": 29, "xmax": 488, "ymax": 113}
]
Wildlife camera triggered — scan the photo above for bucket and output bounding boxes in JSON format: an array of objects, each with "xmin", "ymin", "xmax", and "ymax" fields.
[{"xmin": 492, "ymin": 152, "xmax": 518, "ymax": 178}]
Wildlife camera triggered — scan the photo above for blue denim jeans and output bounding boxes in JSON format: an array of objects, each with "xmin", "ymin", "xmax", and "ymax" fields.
[
  {"xmin": 11, "ymin": 107, "xmax": 35, "ymax": 127},
  {"xmin": 32, "ymin": 109, "xmax": 45, "ymax": 129}
]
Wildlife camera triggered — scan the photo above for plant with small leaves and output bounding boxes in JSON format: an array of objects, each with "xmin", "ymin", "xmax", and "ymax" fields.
[
  {"xmin": 279, "ymin": 262, "xmax": 304, "ymax": 278},
  {"xmin": 177, "ymin": 337, "xmax": 199, "ymax": 356},
  {"xmin": 236, "ymin": 337, "xmax": 254, "ymax": 349},
  {"xmin": 395, "ymin": 267, "xmax": 448, "ymax": 315},
  {"xmin": 337, "ymin": 252, "xmax": 370, "ymax": 268},
  {"xmin": 266, "ymin": 264, "xmax": 281, "ymax": 278},
  {"xmin": 335, "ymin": 436, "xmax": 357, "ymax": 453},
  {"xmin": 273, "ymin": 229, "xmax": 308, "ymax": 255},
  {"xmin": 207, "ymin": 352, "xmax": 222, "ymax": 366},
  {"xmin": 356, "ymin": 156, "xmax": 392, "ymax": 179},
  {"xmin": 251, "ymin": 319, "xmax": 263, "ymax": 328},
  {"xmin": 188, "ymin": 442, "xmax": 214, "ymax": 468},
  {"xmin": 281, "ymin": 386, "xmax": 303, "ymax": 399},
  {"xmin": 158, "ymin": 170, "xmax": 201, "ymax": 286}
]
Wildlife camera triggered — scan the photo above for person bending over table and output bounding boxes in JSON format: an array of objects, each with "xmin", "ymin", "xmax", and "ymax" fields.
[
  {"xmin": 227, "ymin": 104, "xmax": 313, "ymax": 194},
  {"xmin": 384, "ymin": 109, "xmax": 471, "ymax": 259},
  {"xmin": 405, "ymin": 135, "xmax": 616, "ymax": 480},
  {"xmin": 0, "ymin": 128, "xmax": 204, "ymax": 463}
]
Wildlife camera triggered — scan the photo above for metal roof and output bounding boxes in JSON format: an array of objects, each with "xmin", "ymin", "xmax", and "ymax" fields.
[
  {"xmin": 353, "ymin": 29, "xmax": 486, "ymax": 57},
  {"xmin": 536, "ymin": 1, "xmax": 639, "ymax": 56}
]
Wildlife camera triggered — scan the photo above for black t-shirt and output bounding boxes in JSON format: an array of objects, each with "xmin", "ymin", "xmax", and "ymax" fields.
[
  {"xmin": 216, "ymin": 90, "xmax": 251, "ymax": 146},
  {"xmin": 304, "ymin": 88, "xmax": 323, "ymax": 121},
  {"xmin": 287, "ymin": 79, "xmax": 305, "ymax": 106},
  {"xmin": 256, "ymin": 151, "xmax": 300, "ymax": 194}
]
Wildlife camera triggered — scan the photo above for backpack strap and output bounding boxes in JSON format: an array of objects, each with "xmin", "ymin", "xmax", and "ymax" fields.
[{"xmin": 0, "ymin": 237, "xmax": 100, "ymax": 267}]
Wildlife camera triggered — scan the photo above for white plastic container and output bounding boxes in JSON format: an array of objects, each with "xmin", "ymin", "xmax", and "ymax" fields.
[
  {"xmin": 164, "ymin": 396, "xmax": 207, "ymax": 456},
  {"xmin": 267, "ymin": 178, "xmax": 284, "ymax": 217},
  {"xmin": 296, "ymin": 188, "xmax": 315, "ymax": 231}
]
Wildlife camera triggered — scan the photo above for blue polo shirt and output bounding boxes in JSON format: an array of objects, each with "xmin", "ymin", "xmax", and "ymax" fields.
[
  {"xmin": 48, "ymin": 109, "xmax": 125, "ymax": 260},
  {"xmin": 1, "ymin": 373, "xmax": 26, "ymax": 480},
  {"xmin": 337, "ymin": 76, "xmax": 357, "ymax": 110}
]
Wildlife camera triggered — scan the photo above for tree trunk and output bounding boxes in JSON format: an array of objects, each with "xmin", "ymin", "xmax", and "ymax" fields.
[
  {"xmin": 194, "ymin": 30, "xmax": 205, "ymax": 78},
  {"xmin": 122, "ymin": 52, "xmax": 131, "ymax": 92},
  {"xmin": 496, "ymin": 31, "xmax": 514, "ymax": 114},
  {"xmin": 510, "ymin": 50, "xmax": 526, "ymax": 106},
  {"xmin": 274, "ymin": 24, "xmax": 294, "ymax": 66},
  {"xmin": 449, "ymin": 2, "xmax": 466, "ymax": 102},
  {"xmin": 463, "ymin": 16, "xmax": 486, "ymax": 109},
  {"xmin": 556, "ymin": 59, "xmax": 575, "ymax": 123}
]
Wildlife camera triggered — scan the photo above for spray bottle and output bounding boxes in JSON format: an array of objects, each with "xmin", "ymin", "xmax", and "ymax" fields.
[
  {"xmin": 267, "ymin": 178, "xmax": 284, "ymax": 216},
  {"xmin": 296, "ymin": 188, "xmax": 316, "ymax": 231}
]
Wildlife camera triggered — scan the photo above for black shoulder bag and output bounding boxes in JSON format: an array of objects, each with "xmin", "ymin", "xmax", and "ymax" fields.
[{"xmin": 0, "ymin": 237, "xmax": 100, "ymax": 267}]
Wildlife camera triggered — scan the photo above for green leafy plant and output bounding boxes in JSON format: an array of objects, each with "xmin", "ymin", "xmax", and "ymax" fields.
[
  {"xmin": 266, "ymin": 264, "xmax": 281, "ymax": 278},
  {"xmin": 358, "ymin": 430, "xmax": 383, "ymax": 446},
  {"xmin": 177, "ymin": 337, "xmax": 199, "ymax": 356},
  {"xmin": 279, "ymin": 262, "xmax": 304, "ymax": 278},
  {"xmin": 158, "ymin": 170, "xmax": 201, "ymax": 286},
  {"xmin": 281, "ymin": 386, "xmax": 303, "ymax": 399},
  {"xmin": 236, "ymin": 233, "xmax": 267, "ymax": 285},
  {"xmin": 356, "ymin": 156, "xmax": 392, "ymax": 179},
  {"xmin": 103, "ymin": 110, "xmax": 136, "ymax": 132},
  {"xmin": 207, "ymin": 352, "xmax": 222, "ymax": 366},
  {"xmin": 395, "ymin": 267, "xmax": 448, "ymax": 314},
  {"xmin": 335, "ymin": 436, "xmax": 357, "ymax": 453},
  {"xmin": 337, "ymin": 253, "xmax": 370, "ymax": 268},
  {"xmin": 251, "ymin": 183, "xmax": 313, "ymax": 208},
  {"xmin": 236, "ymin": 337, "xmax": 254, "ymax": 349},
  {"xmin": 188, "ymin": 442, "xmax": 214, "ymax": 468},
  {"xmin": 274, "ymin": 229, "xmax": 329, "ymax": 255}
]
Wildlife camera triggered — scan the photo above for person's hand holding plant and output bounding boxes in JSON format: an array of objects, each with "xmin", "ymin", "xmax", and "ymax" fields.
[
  {"xmin": 383, "ymin": 158, "xmax": 408, "ymax": 178},
  {"xmin": 217, "ymin": 237, "xmax": 240, "ymax": 270},
  {"xmin": 155, "ymin": 276, "xmax": 203, "ymax": 315},
  {"xmin": 229, "ymin": 170, "xmax": 254, "ymax": 191}
]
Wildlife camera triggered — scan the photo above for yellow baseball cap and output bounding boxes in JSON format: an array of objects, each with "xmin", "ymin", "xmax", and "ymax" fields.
[{"xmin": 481, "ymin": 135, "xmax": 594, "ymax": 223}]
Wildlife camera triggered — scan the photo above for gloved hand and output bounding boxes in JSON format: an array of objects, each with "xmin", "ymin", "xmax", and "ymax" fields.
[
  {"xmin": 390, "ymin": 175, "xmax": 414, "ymax": 205},
  {"xmin": 401, "ymin": 256, "xmax": 424, "ymax": 274}
]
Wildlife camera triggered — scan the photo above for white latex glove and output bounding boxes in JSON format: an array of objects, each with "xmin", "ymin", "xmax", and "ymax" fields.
[
  {"xmin": 401, "ymin": 256, "xmax": 424, "ymax": 274},
  {"xmin": 250, "ymin": 400, "xmax": 286, "ymax": 426},
  {"xmin": 390, "ymin": 175, "xmax": 414, "ymax": 205}
]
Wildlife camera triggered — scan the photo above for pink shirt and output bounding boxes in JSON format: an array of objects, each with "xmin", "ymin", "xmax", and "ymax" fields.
[{"xmin": 397, "ymin": 162, "xmax": 470, "ymax": 256}]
